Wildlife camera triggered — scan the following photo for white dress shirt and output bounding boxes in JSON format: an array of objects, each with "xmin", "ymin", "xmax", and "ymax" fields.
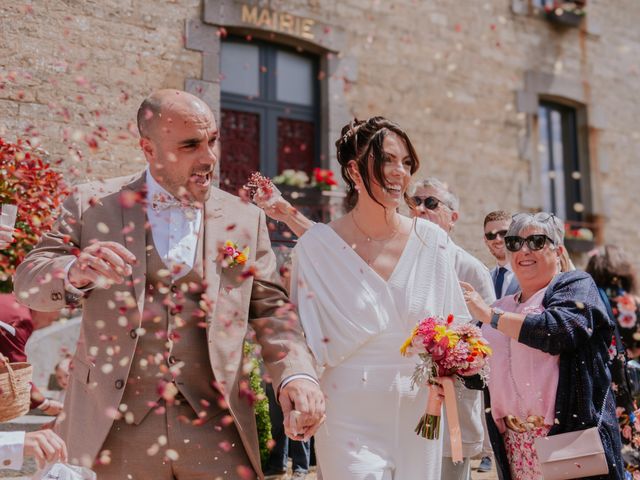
[
  {"xmin": 0, "ymin": 431, "xmax": 25, "ymax": 470},
  {"xmin": 146, "ymin": 170, "xmax": 202, "ymax": 280},
  {"xmin": 65, "ymin": 170, "xmax": 202, "ymax": 294}
]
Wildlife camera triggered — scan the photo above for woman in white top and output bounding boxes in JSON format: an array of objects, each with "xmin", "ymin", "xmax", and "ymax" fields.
[{"xmin": 288, "ymin": 117, "xmax": 469, "ymax": 479}]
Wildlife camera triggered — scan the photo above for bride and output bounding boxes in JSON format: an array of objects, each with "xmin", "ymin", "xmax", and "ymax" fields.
[{"xmin": 286, "ymin": 117, "xmax": 469, "ymax": 479}]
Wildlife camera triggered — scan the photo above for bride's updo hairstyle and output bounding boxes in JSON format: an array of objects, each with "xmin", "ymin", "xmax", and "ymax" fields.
[{"xmin": 335, "ymin": 116, "xmax": 420, "ymax": 212}]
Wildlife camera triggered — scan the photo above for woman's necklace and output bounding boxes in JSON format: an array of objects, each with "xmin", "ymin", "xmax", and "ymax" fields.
[{"xmin": 350, "ymin": 211, "xmax": 400, "ymax": 243}]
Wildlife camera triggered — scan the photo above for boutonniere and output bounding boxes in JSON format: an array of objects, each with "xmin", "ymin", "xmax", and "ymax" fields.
[{"xmin": 220, "ymin": 240, "xmax": 249, "ymax": 269}]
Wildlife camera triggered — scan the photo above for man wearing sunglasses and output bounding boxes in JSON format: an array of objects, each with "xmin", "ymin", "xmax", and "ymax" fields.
[
  {"xmin": 483, "ymin": 211, "xmax": 520, "ymax": 301},
  {"xmin": 411, "ymin": 178, "xmax": 496, "ymax": 480}
]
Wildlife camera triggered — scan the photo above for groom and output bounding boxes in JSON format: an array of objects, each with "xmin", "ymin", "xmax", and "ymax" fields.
[{"xmin": 14, "ymin": 89, "xmax": 323, "ymax": 479}]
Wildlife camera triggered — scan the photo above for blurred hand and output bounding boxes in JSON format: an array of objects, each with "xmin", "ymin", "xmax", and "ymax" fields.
[
  {"xmin": 68, "ymin": 241, "xmax": 136, "ymax": 289},
  {"xmin": 0, "ymin": 224, "xmax": 15, "ymax": 249},
  {"xmin": 279, "ymin": 378, "xmax": 325, "ymax": 441},
  {"xmin": 460, "ymin": 281, "xmax": 491, "ymax": 324},
  {"xmin": 254, "ymin": 191, "xmax": 295, "ymax": 224},
  {"xmin": 40, "ymin": 399, "xmax": 64, "ymax": 416},
  {"xmin": 24, "ymin": 429, "xmax": 68, "ymax": 469}
]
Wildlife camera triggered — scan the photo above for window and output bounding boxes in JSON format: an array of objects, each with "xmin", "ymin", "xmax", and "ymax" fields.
[
  {"xmin": 219, "ymin": 38, "xmax": 320, "ymax": 194},
  {"xmin": 537, "ymin": 101, "xmax": 590, "ymax": 224},
  {"xmin": 532, "ymin": 0, "xmax": 585, "ymax": 9}
]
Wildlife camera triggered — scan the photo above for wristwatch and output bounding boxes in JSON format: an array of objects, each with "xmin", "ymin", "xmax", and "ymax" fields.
[{"xmin": 490, "ymin": 307, "xmax": 505, "ymax": 329}]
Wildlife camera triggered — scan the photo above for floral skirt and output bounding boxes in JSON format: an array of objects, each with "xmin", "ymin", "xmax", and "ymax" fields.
[{"xmin": 503, "ymin": 425, "xmax": 552, "ymax": 480}]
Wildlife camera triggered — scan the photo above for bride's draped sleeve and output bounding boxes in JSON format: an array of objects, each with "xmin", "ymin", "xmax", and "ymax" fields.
[
  {"xmin": 291, "ymin": 224, "xmax": 394, "ymax": 367},
  {"xmin": 405, "ymin": 220, "xmax": 471, "ymax": 326}
]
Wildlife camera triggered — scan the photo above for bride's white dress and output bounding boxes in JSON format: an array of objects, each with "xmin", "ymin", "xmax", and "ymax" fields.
[{"xmin": 291, "ymin": 218, "xmax": 469, "ymax": 480}]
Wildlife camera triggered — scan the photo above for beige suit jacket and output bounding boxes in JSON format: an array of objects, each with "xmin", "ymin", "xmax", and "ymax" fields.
[{"xmin": 14, "ymin": 172, "xmax": 317, "ymax": 475}]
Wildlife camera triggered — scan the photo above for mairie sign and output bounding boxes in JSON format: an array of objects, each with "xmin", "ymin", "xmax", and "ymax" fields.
[{"xmin": 240, "ymin": 4, "xmax": 315, "ymax": 40}]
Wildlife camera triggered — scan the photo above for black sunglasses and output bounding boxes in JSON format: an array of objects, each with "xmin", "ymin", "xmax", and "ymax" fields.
[
  {"xmin": 412, "ymin": 196, "xmax": 448, "ymax": 210},
  {"xmin": 505, "ymin": 234, "xmax": 555, "ymax": 252},
  {"xmin": 484, "ymin": 230, "xmax": 508, "ymax": 241}
]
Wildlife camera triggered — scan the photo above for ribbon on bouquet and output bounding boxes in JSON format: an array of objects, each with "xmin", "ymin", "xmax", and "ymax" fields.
[{"xmin": 425, "ymin": 377, "xmax": 463, "ymax": 463}]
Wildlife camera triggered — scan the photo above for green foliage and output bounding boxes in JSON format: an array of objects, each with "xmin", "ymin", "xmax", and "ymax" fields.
[{"xmin": 243, "ymin": 341, "xmax": 272, "ymax": 465}]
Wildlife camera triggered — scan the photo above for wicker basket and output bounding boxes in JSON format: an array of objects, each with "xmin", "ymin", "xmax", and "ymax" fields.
[{"xmin": 0, "ymin": 355, "xmax": 33, "ymax": 422}]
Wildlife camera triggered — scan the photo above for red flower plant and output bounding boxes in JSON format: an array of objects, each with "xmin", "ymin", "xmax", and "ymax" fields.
[
  {"xmin": 0, "ymin": 137, "xmax": 68, "ymax": 291},
  {"xmin": 312, "ymin": 168, "xmax": 338, "ymax": 191}
]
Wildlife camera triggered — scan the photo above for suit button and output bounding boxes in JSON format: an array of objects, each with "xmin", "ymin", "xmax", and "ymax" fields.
[
  {"xmin": 171, "ymin": 285, "xmax": 178, "ymax": 294},
  {"xmin": 115, "ymin": 379, "xmax": 124, "ymax": 390},
  {"xmin": 129, "ymin": 329, "xmax": 137, "ymax": 339}
]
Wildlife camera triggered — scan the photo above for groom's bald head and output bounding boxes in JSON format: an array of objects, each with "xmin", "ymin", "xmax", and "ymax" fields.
[{"xmin": 136, "ymin": 89, "xmax": 211, "ymax": 139}]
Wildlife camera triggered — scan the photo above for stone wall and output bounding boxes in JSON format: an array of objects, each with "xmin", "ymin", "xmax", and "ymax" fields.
[
  {"xmin": 2, "ymin": 0, "xmax": 639, "ymax": 267},
  {"xmin": 0, "ymin": 0, "xmax": 201, "ymax": 180}
]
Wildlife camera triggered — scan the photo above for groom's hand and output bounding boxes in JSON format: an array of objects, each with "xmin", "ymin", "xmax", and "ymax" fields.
[
  {"xmin": 279, "ymin": 378, "xmax": 325, "ymax": 441},
  {"xmin": 68, "ymin": 241, "xmax": 136, "ymax": 289}
]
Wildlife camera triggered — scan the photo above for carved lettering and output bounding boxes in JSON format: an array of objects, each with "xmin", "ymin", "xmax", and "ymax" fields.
[
  {"xmin": 301, "ymin": 18, "xmax": 315, "ymax": 40},
  {"xmin": 239, "ymin": 3, "xmax": 316, "ymax": 41},
  {"xmin": 257, "ymin": 8, "xmax": 272, "ymax": 28},
  {"xmin": 279, "ymin": 13, "xmax": 294, "ymax": 35},
  {"xmin": 241, "ymin": 4, "xmax": 258, "ymax": 25}
]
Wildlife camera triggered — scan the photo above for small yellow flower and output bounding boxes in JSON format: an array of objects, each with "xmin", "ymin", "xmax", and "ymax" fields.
[
  {"xmin": 400, "ymin": 335, "xmax": 414, "ymax": 356},
  {"xmin": 434, "ymin": 325, "xmax": 459, "ymax": 348},
  {"xmin": 236, "ymin": 252, "xmax": 247, "ymax": 265}
]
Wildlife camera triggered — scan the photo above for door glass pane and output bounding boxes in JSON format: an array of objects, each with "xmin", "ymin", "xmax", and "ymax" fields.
[
  {"xmin": 278, "ymin": 118, "xmax": 315, "ymax": 173},
  {"xmin": 220, "ymin": 109, "xmax": 260, "ymax": 194},
  {"xmin": 550, "ymin": 109, "xmax": 567, "ymax": 219},
  {"xmin": 538, "ymin": 106, "xmax": 552, "ymax": 213},
  {"xmin": 221, "ymin": 42, "xmax": 260, "ymax": 97},
  {"xmin": 539, "ymin": 105, "xmax": 568, "ymax": 218},
  {"xmin": 276, "ymin": 51, "xmax": 313, "ymax": 106}
]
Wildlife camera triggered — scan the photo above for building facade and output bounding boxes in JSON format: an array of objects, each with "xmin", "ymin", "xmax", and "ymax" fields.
[{"xmin": 1, "ymin": 0, "xmax": 639, "ymax": 266}]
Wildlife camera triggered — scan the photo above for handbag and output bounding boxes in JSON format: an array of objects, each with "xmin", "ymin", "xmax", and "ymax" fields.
[{"xmin": 534, "ymin": 388, "xmax": 610, "ymax": 479}]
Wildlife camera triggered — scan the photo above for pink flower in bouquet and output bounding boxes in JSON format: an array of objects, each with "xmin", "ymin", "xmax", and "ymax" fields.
[
  {"xmin": 441, "ymin": 341, "xmax": 470, "ymax": 376},
  {"xmin": 415, "ymin": 316, "xmax": 438, "ymax": 344}
]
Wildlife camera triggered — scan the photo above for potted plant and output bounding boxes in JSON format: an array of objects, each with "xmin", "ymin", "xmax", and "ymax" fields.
[
  {"xmin": 272, "ymin": 168, "xmax": 337, "ymax": 212},
  {"xmin": 564, "ymin": 223, "xmax": 596, "ymax": 253},
  {"xmin": 0, "ymin": 137, "xmax": 68, "ymax": 292},
  {"xmin": 544, "ymin": 1, "xmax": 587, "ymax": 27}
]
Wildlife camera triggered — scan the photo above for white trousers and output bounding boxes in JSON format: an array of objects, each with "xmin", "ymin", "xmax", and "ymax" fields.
[{"xmin": 315, "ymin": 362, "xmax": 442, "ymax": 480}]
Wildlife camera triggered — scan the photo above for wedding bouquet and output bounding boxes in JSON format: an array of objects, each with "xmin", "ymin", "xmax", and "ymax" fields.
[{"xmin": 401, "ymin": 314, "xmax": 492, "ymax": 441}]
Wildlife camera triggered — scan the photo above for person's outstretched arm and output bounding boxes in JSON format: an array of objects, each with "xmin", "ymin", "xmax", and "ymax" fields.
[{"xmin": 254, "ymin": 192, "xmax": 314, "ymax": 238}]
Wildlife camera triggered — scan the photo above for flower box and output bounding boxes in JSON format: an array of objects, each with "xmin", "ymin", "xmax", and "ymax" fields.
[
  {"xmin": 546, "ymin": 8, "xmax": 584, "ymax": 27},
  {"xmin": 278, "ymin": 184, "xmax": 331, "ymax": 207},
  {"xmin": 564, "ymin": 238, "xmax": 595, "ymax": 253}
]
